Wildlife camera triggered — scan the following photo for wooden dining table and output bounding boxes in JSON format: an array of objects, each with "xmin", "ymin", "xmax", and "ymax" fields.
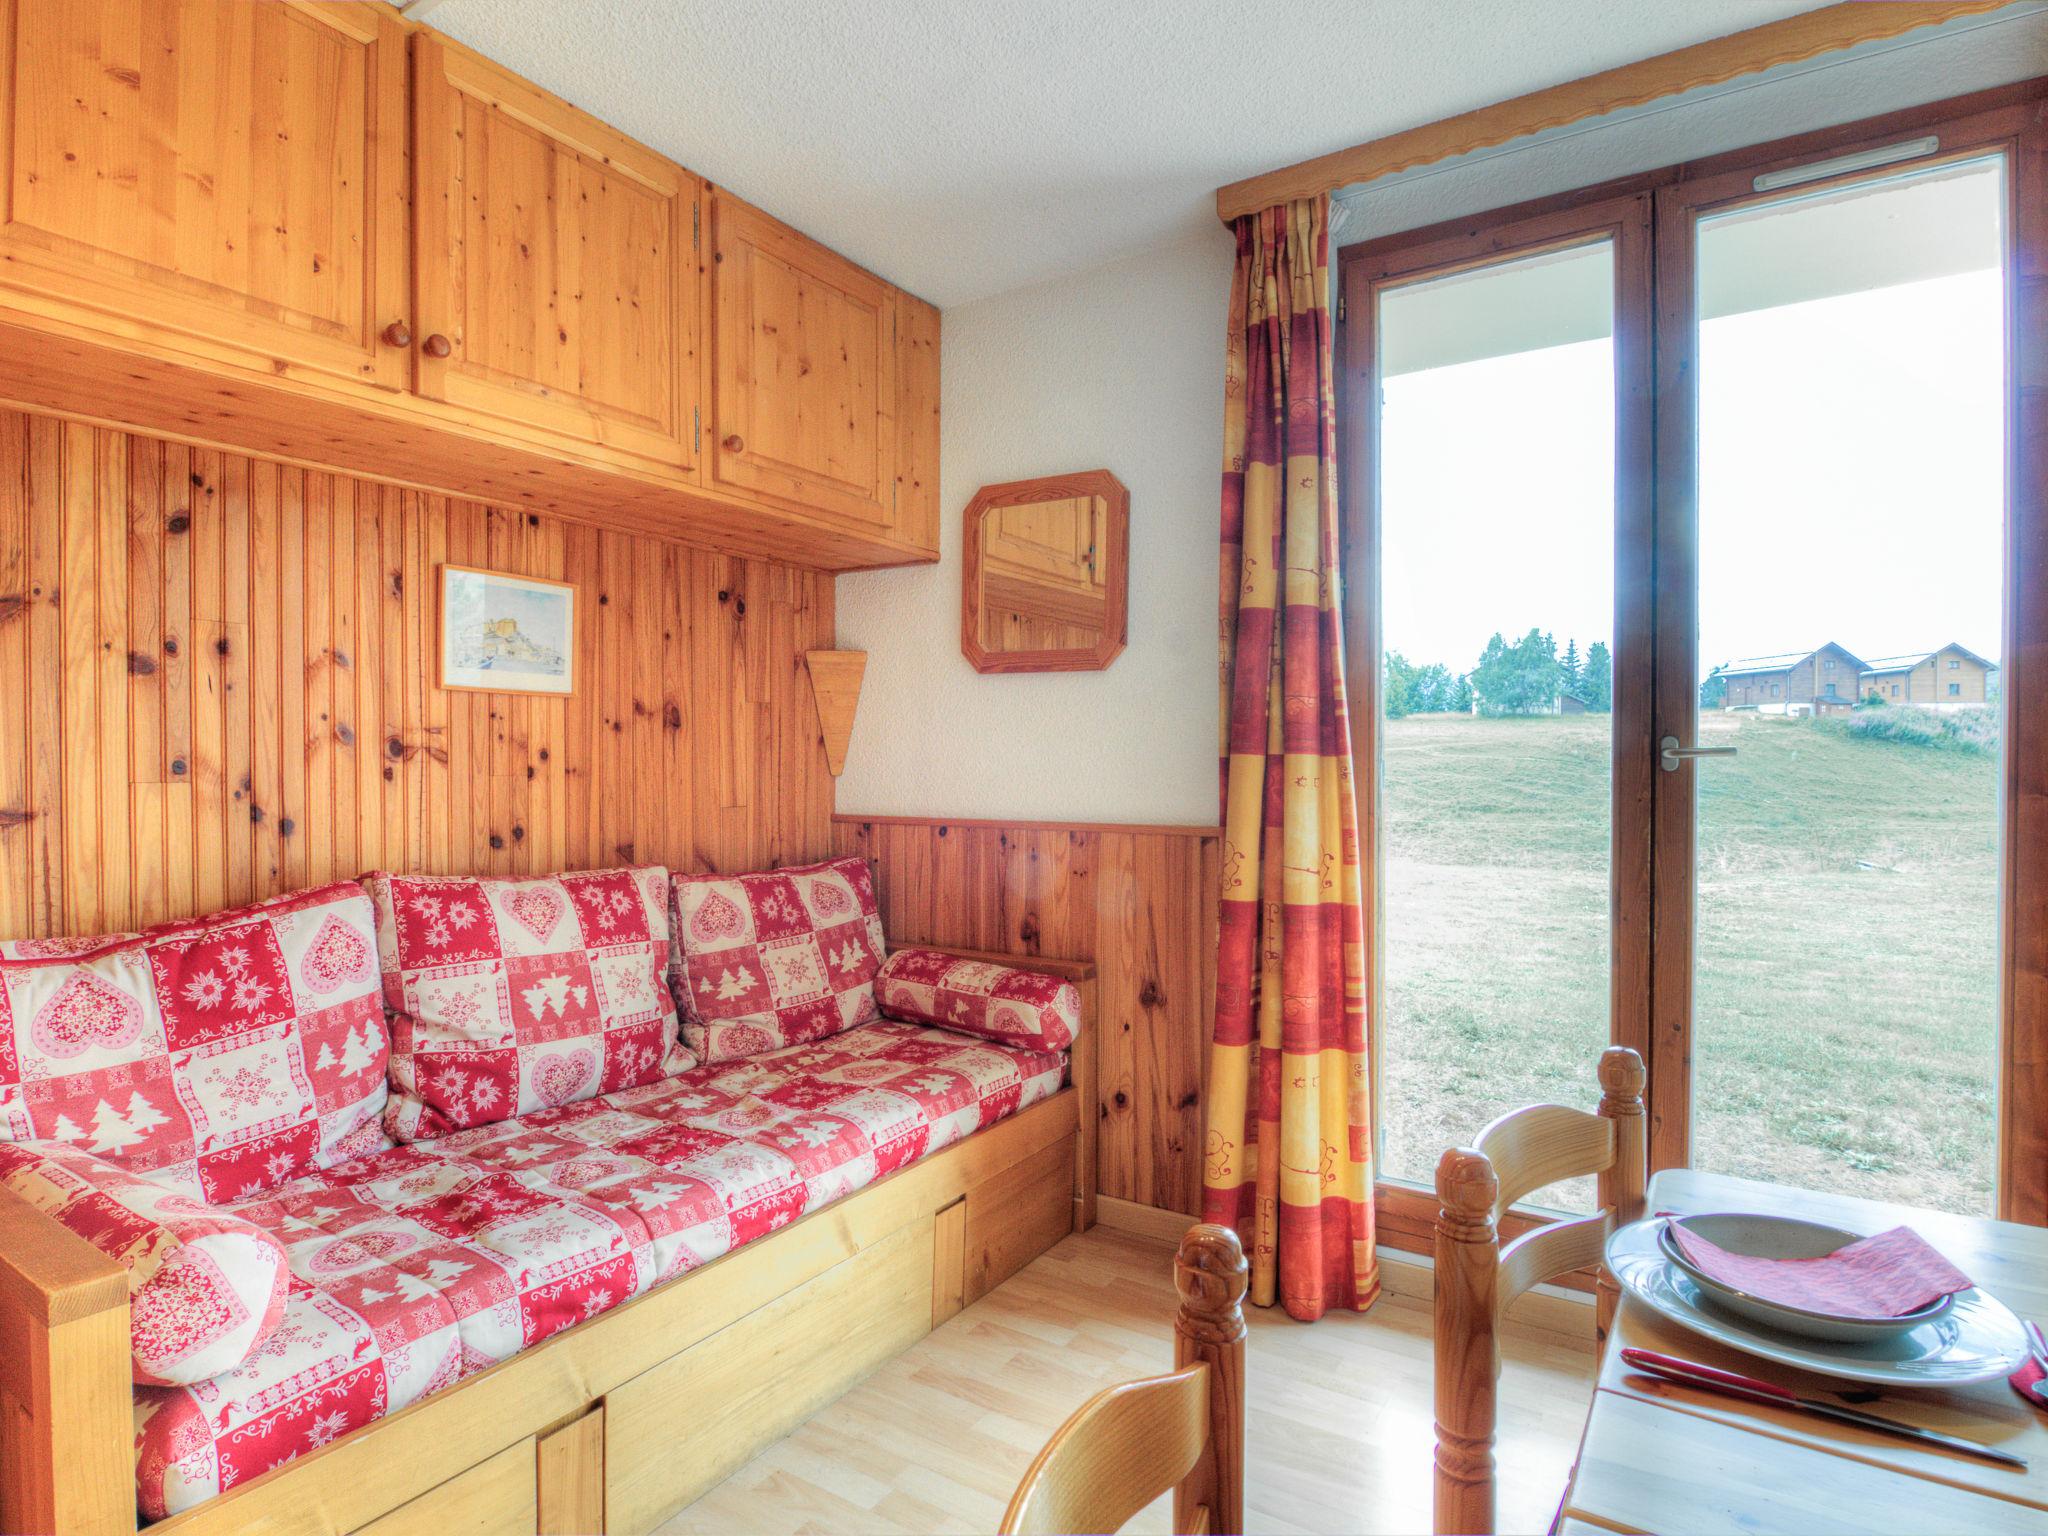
[{"xmin": 1559, "ymin": 1167, "xmax": 2048, "ymax": 1535}]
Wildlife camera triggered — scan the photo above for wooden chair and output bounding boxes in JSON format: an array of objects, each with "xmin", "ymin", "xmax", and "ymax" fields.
[
  {"xmin": 1432, "ymin": 1045, "xmax": 1646, "ymax": 1536},
  {"xmin": 1001, "ymin": 1223, "xmax": 1248, "ymax": 1536}
]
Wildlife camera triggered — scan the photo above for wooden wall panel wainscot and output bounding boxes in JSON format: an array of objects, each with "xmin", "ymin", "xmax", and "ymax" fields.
[
  {"xmin": 834, "ymin": 814, "xmax": 1220, "ymax": 1218},
  {"xmin": 0, "ymin": 407, "xmax": 840, "ymax": 943}
]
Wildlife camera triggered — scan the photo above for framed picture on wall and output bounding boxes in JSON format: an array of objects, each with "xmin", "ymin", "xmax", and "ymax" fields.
[{"xmin": 438, "ymin": 564, "xmax": 576, "ymax": 695}]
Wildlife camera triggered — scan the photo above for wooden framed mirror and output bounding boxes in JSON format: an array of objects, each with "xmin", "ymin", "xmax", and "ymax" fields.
[{"xmin": 961, "ymin": 469, "xmax": 1129, "ymax": 673}]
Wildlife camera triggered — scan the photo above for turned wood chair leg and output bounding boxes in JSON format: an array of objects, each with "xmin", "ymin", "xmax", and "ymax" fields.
[
  {"xmin": 1434, "ymin": 1147, "xmax": 1501, "ymax": 1536},
  {"xmin": 1595, "ymin": 1046, "xmax": 1648, "ymax": 1348},
  {"xmin": 1173, "ymin": 1223, "xmax": 1248, "ymax": 1536}
]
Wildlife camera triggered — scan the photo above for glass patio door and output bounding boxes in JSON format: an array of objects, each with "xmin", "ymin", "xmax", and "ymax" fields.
[
  {"xmin": 1343, "ymin": 87, "xmax": 2048, "ymax": 1231},
  {"xmin": 1341, "ymin": 193, "xmax": 1655, "ymax": 1228},
  {"xmin": 1651, "ymin": 136, "xmax": 2015, "ymax": 1216}
]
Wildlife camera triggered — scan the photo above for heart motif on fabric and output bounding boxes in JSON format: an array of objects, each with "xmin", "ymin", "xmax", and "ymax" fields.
[
  {"xmin": 30, "ymin": 971, "xmax": 146, "ymax": 1060},
  {"xmin": 808, "ymin": 879, "xmax": 854, "ymax": 917},
  {"xmin": 504, "ymin": 885, "xmax": 567, "ymax": 945},
  {"xmin": 690, "ymin": 890, "xmax": 746, "ymax": 944},
  {"xmin": 300, "ymin": 914, "xmax": 374, "ymax": 995},
  {"xmin": 533, "ymin": 1049, "xmax": 597, "ymax": 1107}
]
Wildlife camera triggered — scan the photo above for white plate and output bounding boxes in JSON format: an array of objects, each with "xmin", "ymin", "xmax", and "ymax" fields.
[{"xmin": 1607, "ymin": 1216, "xmax": 2029, "ymax": 1387}]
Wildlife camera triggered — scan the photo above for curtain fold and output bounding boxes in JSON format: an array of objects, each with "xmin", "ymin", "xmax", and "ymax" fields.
[{"xmin": 1202, "ymin": 195, "xmax": 1377, "ymax": 1322}]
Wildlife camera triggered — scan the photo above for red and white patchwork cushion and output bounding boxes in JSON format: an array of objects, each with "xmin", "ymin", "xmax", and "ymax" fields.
[
  {"xmin": 364, "ymin": 867, "xmax": 690, "ymax": 1143},
  {"xmin": 669, "ymin": 855, "xmax": 886, "ymax": 1064},
  {"xmin": 133, "ymin": 1021, "xmax": 1063, "ymax": 1519},
  {"xmin": 876, "ymin": 948, "xmax": 1082, "ymax": 1053},
  {"xmin": 0, "ymin": 884, "xmax": 390, "ymax": 1202},
  {"xmin": 0, "ymin": 1140, "xmax": 288, "ymax": 1386}
]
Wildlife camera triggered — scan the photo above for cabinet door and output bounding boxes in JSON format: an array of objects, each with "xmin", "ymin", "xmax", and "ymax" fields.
[
  {"xmin": 0, "ymin": 0, "xmax": 410, "ymax": 389},
  {"xmin": 412, "ymin": 34, "xmax": 701, "ymax": 472},
  {"xmin": 711, "ymin": 195, "xmax": 897, "ymax": 528}
]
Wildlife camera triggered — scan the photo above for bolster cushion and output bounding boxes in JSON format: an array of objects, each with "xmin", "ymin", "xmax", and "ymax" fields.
[
  {"xmin": 0, "ymin": 1139, "xmax": 288, "ymax": 1386},
  {"xmin": 875, "ymin": 948, "xmax": 1081, "ymax": 1053},
  {"xmin": 365, "ymin": 866, "xmax": 690, "ymax": 1141}
]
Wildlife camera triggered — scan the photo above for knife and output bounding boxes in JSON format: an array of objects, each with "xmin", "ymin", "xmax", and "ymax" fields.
[{"xmin": 1620, "ymin": 1348, "xmax": 2029, "ymax": 1470}]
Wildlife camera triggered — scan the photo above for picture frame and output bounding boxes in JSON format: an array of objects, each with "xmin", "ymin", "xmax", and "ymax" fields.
[{"xmin": 438, "ymin": 564, "xmax": 577, "ymax": 696}]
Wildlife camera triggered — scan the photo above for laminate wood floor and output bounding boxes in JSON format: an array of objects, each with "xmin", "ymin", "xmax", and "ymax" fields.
[{"xmin": 655, "ymin": 1226, "xmax": 1596, "ymax": 1535}]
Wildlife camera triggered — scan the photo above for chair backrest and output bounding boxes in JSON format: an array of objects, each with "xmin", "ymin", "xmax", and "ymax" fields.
[
  {"xmin": 1002, "ymin": 1223, "xmax": 1248, "ymax": 1536},
  {"xmin": 1432, "ymin": 1045, "xmax": 1646, "ymax": 1536}
]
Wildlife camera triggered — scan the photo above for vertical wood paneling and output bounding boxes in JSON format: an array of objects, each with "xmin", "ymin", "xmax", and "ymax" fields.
[
  {"xmin": 0, "ymin": 415, "xmax": 27, "ymax": 939},
  {"xmin": 0, "ymin": 406, "xmax": 838, "ymax": 940},
  {"xmin": 834, "ymin": 815, "xmax": 1220, "ymax": 1216}
]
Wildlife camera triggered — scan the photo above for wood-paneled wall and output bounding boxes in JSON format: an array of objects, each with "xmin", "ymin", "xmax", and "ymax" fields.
[
  {"xmin": 0, "ymin": 407, "xmax": 838, "ymax": 941},
  {"xmin": 834, "ymin": 815, "xmax": 1218, "ymax": 1216}
]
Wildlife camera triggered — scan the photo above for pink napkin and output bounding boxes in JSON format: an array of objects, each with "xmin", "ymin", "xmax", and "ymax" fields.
[
  {"xmin": 1669, "ymin": 1222, "xmax": 1972, "ymax": 1320},
  {"xmin": 2014, "ymin": 1353, "xmax": 2047, "ymax": 1410}
]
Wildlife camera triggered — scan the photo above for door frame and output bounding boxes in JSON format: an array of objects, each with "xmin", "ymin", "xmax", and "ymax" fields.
[
  {"xmin": 1336, "ymin": 189, "xmax": 1656, "ymax": 1250},
  {"xmin": 1336, "ymin": 76, "xmax": 2048, "ymax": 1236},
  {"xmin": 1648, "ymin": 90, "xmax": 2048, "ymax": 1222}
]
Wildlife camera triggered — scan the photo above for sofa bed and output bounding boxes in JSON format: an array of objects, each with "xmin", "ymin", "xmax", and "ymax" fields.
[{"xmin": 0, "ymin": 855, "xmax": 1097, "ymax": 1535}]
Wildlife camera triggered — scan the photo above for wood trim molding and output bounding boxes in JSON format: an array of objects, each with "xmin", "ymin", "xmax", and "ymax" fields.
[
  {"xmin": 1215, "ymin": 1, "xmax": 2010, "ymax": 220},
  {"xmin": 831, "ymin": 813, "xmax": 1221, "ymax": 839}
]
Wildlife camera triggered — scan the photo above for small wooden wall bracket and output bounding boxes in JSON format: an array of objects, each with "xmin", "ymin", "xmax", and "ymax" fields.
[{"xmin": 804, "ymin": 649, "xmax": 868, "ymax": 777}]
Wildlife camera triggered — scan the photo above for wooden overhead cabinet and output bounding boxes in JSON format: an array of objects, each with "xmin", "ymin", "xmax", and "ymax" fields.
[
  {"xmin": 711, "ymin": 194, "xmax": 899, "ymax": 532},
  {"xmin": 0, "ymin": 0, "xmax": 411, "ymax": 390},
  {"xmin": 411, "ymin": 34, "xmax": 703, "ymax": 472},
  {"xmin": 0, "ymin": 0, "xmax": 938, "ymax": 570}
]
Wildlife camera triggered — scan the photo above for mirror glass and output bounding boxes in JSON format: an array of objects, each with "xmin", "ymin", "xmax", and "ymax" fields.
[
  {"xmin": 978, "ymin": 494, "xmax": 1107, "ymax": 651},
  {"xmin": 962, "ymin": 471, "xmax": 1127, "ymax": 673}
]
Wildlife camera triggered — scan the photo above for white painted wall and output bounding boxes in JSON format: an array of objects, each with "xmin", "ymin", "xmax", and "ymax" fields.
[{"xmin": 834, "ymin": 229, "xmax": 1233, "ymax": 825}]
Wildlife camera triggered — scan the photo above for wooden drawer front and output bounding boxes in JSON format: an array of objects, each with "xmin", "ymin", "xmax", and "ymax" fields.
[
  {"xmin": 604, "ymin": 1217, "xmax": 932, "ymax": 1535},
  {"xmin": 412, "ymin": 34, "xmax": 700, "ymax": 471},
  {"xmin": 964, "ymin": 1134, "xmax": 1074, "ymax": 1305},
  {"xmin": 354, "ymin": 1437, "xmax": 537, "ymax": 1536},
  {"xmin": 0, "ymin": 0, "xmax": 409, "ymax": 389},
  {"xmin": 711, "ymin": 194, "xmax": 897, "ymax": 529}
]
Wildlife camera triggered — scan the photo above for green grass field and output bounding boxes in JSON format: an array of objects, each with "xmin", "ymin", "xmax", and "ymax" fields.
[{"xmin": 1379, "ymin": 710, "xmax": 2000, "ymax": 1214}]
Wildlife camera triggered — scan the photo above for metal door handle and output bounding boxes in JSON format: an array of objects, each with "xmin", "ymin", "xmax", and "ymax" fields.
[{"xmin": 1661, "ymin": 735, "xmax": 1739, "ymax": 772}]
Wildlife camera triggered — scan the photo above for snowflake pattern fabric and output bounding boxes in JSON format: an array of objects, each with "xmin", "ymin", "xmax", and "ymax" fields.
[
  {"xmin": 0, "ymin": 885, "xmax": 391, "ymax": 1202},
  {"xmin": 0, "ymin": 1139, "xmax": 289, "ymax": 1386},
  {"xmin": 669, "ymin": 856, "xmax": 887, "ymax": 1064},
  {"xmin": 364, "ymin": 867, "xmax": 690, "ymax": 1143},
  {"xmin": 875, "ymin": 948, "xmax": 1082, "ymax": 1053},
  {"xmin": 132, "ymin": 1020, "xmax": 1064, "ymax": 1519}
]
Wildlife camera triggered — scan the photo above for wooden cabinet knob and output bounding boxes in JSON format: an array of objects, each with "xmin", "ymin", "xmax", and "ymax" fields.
[
  {"xmin": 382, "ymin": 320, "xmax": 412, "ymax": 348},
  {"xmin": 723, "ymin": 434, "xmax": 744, "ymax": 453},
  {"xmin": 423, "ymin": 333, "xmax": 453, "ymax": 359}
]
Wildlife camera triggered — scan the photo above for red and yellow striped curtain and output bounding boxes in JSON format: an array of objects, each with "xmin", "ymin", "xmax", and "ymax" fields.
[{"xmin": 1201, "ymin": 196, "xmax": 1377, "ymax": 1322}]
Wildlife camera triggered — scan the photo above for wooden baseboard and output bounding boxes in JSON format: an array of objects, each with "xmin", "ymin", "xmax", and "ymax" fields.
[
  {"xmin": 1094, "ymin": 1195, "xmax": 1199, "ymax": 1245},
  {"xmin": 1376, "ymin": 1244, "xmax": 1597, "ymax": 1351}
]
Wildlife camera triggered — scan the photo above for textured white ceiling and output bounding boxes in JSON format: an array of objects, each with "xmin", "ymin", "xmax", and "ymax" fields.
[{"xmin": 430, "ymin": 0, "xmax": 1825, "ymax": 309}]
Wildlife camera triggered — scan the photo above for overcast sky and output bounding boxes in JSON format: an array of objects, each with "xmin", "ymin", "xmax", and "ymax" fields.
[{"xmin": 1378, "ymin": 265, "xmax": 2004, "ymax": 683}]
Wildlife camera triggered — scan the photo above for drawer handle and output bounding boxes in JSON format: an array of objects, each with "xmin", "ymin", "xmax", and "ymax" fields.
[
  {"xmin": 423, "ymin": 333, "xmax": 454, "ymax": 360},
  {"xmin": 382, "ymin": 320, "xmax": 412, "ymax": 348},
  {"xmin": 723, "ymin": 434, "xmax": 744, "ymax": 453}
]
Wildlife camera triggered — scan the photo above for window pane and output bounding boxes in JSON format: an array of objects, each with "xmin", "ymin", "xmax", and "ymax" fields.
[
  {"xmin": 1692, "ymin": 156, "xmax": 2006, "ymax": 1214},
  {"xmin": 1376, "ymin": 242, "xmax": 1615, "ymax": 1209}
]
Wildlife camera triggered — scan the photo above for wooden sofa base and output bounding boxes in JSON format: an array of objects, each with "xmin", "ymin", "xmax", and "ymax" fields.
[{"xmin": 1, "ymin": 1086, "xmax": 1086, "ymax": 1536}]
